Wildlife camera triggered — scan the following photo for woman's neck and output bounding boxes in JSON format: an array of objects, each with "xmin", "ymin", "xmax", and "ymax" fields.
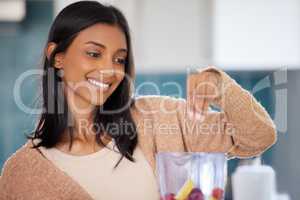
[{"xmin": 57, "ymin": 86, "xmax": 112, "ymax": 152}]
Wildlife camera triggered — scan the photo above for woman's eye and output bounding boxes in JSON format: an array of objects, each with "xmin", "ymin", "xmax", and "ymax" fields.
[
  {"xmin": 86, "ymin": 52, "xmax": 101, "ymax": 58},
  {"xmin": 115, "ymin": 58, "xmax": 126, "ymax": 65}
]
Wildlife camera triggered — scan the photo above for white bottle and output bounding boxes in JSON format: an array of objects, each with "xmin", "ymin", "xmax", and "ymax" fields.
[{"xmin": 232, "ymin": 165, "xmax": 277, "ymax": 200}]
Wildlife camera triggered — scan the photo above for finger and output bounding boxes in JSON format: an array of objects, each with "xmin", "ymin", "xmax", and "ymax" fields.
[
  {"xmin": 194, "ymin": 75, "xmax": 208, "ymax": 115},
  {"xmin": 187, "ymin": 74, "xmax": 196, "ymax": 121},
  {"xmin": 206, "ymin": 73, "xmax": 220, "ymax": 100},
  {"xmin": 188, "ymin": 74, "xmax": 204, "ymax": 121}
]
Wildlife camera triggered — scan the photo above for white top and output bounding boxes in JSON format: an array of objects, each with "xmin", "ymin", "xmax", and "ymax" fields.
[{"xmin": 38, "ymin": 139, "xmax": 160, "ymax": 200}]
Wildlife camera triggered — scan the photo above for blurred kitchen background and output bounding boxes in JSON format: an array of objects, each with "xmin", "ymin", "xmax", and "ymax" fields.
[{"xmin": 0, "ymin": 0, "xmax": 299, "ymax": 199}]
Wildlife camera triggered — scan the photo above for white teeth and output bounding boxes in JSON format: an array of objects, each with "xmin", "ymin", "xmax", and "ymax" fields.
[{"xmin": 87, "ymin": 78, "xmax": 110, "ymax": 89}]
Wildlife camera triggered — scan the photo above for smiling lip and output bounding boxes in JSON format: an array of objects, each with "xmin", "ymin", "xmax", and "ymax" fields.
[{"xmin": 86, "ymin": 78, "xmax": 112, "ymax": 90}]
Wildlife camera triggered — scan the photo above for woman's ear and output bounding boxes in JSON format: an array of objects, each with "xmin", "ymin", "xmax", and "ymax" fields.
[{"xmin": 45, "ymin": 42, "xmax": 64, "ymax": 69}]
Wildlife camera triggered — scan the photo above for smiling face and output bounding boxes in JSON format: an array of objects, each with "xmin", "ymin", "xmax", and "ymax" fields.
[{"xmin": 47, "ymin": 23, "xmax": 127, "ymax": 112}]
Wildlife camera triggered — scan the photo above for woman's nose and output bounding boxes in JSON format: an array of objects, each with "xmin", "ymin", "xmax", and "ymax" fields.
[
  {"xmin": 97, "ymin": 57, "xmax": 116, "ymax": 76},
  {"xmin": 95, "ymin": 68, "xmax": 115, "ymax": 78},
  {"xmin": 104, "ymin": 70, "xmax": 115, "ymax": 79}
]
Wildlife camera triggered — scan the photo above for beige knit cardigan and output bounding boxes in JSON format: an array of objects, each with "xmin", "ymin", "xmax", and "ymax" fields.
[{"xmin": 0, "ymin": 67, "xmax": 277, "ymax": 200}]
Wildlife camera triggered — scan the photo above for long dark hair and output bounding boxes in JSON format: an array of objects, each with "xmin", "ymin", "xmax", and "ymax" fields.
[{"xmin": 28, "ymin": 0, "xmax": 138, "ymax": 168}]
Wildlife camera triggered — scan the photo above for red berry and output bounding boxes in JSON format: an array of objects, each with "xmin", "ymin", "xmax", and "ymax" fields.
[
  {"xmin": 187, "ymin": 188, "xmax": 204, "ymax": 200},
  {"xmin": 212, "ymin": 188, "xmax": 224, "ymax": 199},
  {"xmin": 164, "ymin": 193, "xmax": 176, "ymax": 200}
]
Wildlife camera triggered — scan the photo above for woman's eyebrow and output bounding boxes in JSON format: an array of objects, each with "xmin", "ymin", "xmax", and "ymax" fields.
[
  {"xmin": 85, "ymin": 41, "xmax": 127, "ymax": 53},
  {"xmin": 85, "ymin": 41, "xmax": 106, "ymax": 48}
]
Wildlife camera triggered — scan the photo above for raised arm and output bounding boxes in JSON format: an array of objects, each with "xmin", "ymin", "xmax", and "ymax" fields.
[{"xmin": 181, "ymin": 66, "xmax": 277, "ymax": 158}]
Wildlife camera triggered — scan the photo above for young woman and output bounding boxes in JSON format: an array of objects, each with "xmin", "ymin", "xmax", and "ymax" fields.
[{"xmin": 0, "ymin": 1, "xmax": 277, "ymax": 199}]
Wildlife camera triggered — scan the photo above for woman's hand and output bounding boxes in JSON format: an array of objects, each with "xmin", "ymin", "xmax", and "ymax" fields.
[{"xmin": 186, "ymin": 67, "xmax": 221, "ymax": 122}]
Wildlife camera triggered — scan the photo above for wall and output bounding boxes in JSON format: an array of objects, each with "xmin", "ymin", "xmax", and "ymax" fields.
[
  {"xmin": 0, "ymin": 0, "xmax": 53, "ymax": 169},
  {"xmin": 212, "ymin": 0, "xmax": 300, "ymax": 69}
]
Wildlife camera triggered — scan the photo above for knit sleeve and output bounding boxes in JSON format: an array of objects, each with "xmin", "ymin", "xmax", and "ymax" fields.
[
  {"xmin": 0, "ymin": 157, "xmax": 16, "ymax": 200},
  {"xmin": 176, "ymin": 66, "xmax": 277, "ymax": 158}
]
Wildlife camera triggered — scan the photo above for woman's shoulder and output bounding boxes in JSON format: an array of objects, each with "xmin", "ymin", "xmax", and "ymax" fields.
[
  {"xmin": 0, "ymin": 140, "xmax": 92, "ymax": 199},
  {"xmin": 0, "ymin": 140, "xmax": 59, "ymax": 197},
  {"xmin": 0, "ymin": 140, "xmax": 35, "ymax": 197},
  {"xmin": 0, "ymin": 140, "xmax": 37, "ymax": 178}
]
